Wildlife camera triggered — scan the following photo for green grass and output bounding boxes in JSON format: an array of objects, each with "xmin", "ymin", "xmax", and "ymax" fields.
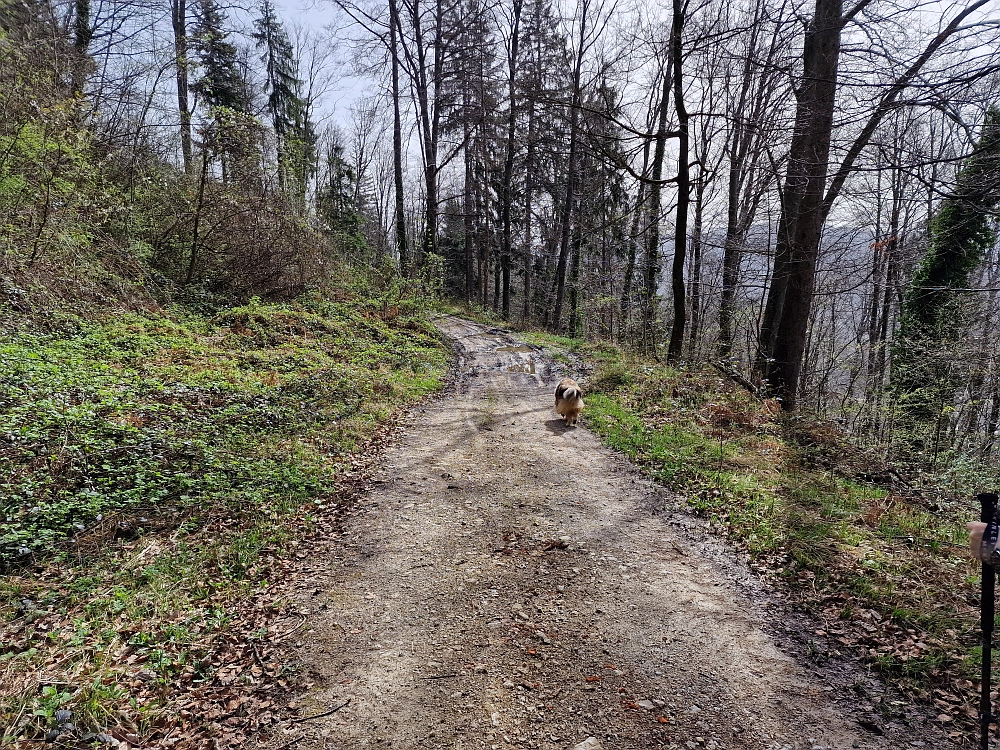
[{"xmin": 0, "ymin": 294, "xmax": 448, "ymax": 742}]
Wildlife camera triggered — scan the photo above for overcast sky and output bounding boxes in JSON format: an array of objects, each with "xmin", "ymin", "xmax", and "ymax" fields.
[{"xmin": 274, "ymin": 0, "xmax": 371, "ymax": 127}]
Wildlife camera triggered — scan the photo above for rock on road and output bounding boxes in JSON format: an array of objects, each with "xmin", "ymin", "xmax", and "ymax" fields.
[{"xmin": 282, "ymin": 317, "xmax": 938, "ymax": 750}]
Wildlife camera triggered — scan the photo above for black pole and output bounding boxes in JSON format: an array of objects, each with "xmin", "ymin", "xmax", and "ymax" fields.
[{"xmin": 980, "ymin": 492, "xmax": 998, "ymax": 750}]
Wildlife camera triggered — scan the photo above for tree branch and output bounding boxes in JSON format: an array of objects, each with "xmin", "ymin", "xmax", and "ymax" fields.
[{"xmin": 822, "ymin": 0, "xmax": 996, "ymax": 219}]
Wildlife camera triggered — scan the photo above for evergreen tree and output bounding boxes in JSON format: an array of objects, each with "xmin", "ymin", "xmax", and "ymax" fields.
[
  {"xmin": 252, "ymin": 0, "xmax": 299, "ymax": 137},
  {"xmin": 441, "ymin": 0, "xmax": 501, "ymax": 306},
  {"xmin": 317, "ymin": 135, "xmax": 361, "ymax": 247},
  {"xmin": 191, "ymin": 0, "xmax": 248, "ymax": 114},
  {"xmin": 252, "ymin": 0, "xmax": 315, "ymax": 202},
  {"xmin": 892, "ymin": 108, "xmax": 1000, "ymax": 433}
]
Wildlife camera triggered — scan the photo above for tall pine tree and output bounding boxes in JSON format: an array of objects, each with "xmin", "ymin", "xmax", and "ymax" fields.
[
  {"xmin": 191, "ymin": 0, "xmax": 248, "ymax": 114},
  {"xmin": 252, "ymin": 0, "xmax": 315, "ymax": 202}
]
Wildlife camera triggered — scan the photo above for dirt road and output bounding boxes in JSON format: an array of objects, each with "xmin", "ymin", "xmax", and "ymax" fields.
[{"xmin": 281, "ymin": 317, "xmax": 943, "ymax": 750}]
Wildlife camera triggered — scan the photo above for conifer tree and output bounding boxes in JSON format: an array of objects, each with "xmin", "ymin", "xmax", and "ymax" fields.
[
  {"xmin": 191, "ymin": 0, "xmax": 248, "ymax": 114},
  {"xmin": 253, "ymin": 0, "xmax": 299, "ymax": 137},
  {"xmin": 317, "ymin": 135, "xmax": 361, "ymax": 243},
  {"xmin": 252, "ymin": 0, "xmax": 315, "ymax": 202}
]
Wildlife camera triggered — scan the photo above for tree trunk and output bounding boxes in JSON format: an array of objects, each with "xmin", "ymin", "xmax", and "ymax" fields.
[
  {"xmin": 521, "ymin": 95, "xmax": 536, "ymax": 323},
  {"xmin": 755, "ymin": 0, "xmax": 988, "ymax": 409},
  {"xmin": 717, "ymin": 146, "xmax": 746, "ymax": 357},
  {"xmin": 687, "ymin": 170, "xmax": 705, "ymax": 357},
  {"xmin": 716, "ymin": 9, "xmax": 759, "ymax": 357},
  {"xmin": 463, "ymin": 106, "xmax": 476, "ymax": 303},
  {"xmin": 499, "ymin": 0, "xmax": 523, "ymax": 319},
  {"xmin": 620, "ymin": 141, "xmax": 650, "ymax": 345},
  {"xmin": 568, "ymin": 219, "xmax": 582, "ymax": 337},
  {"xmin": 171, "ymin": 0, "xmax": 193, "ymax": 173},
  {"xmin": 551, "ymin": 0, "xmax": 587, "ymax": 332},
  {"xmin": 666, "ymin": 0, "xmax": 689, "ymax": 360},
  {"xmin": 755, "ymin": 0, "xmax": 843, "ymax": 408},
  {"xmin": 389, "ymin": 0, "xmax": 409, "ymax": 275},
  {"xmin": 642, "ymin": 61, "xmax": 672, "ymax": 354},
  {"xmin": 185, "ymin": 150, "xmax": 210, "ymax": 283},
  {"xmin": 409, "ymin": 0, "xmax": 441, "ymax": 272},
  {"xmin": 475, "ymin": 167, "xmax": 488, "ymax": 305}
]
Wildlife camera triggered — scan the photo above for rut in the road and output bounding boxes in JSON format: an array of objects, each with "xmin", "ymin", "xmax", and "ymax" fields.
[{"xmin": 274, "ymin": 317, "xmax": 947, "ymax": 750}]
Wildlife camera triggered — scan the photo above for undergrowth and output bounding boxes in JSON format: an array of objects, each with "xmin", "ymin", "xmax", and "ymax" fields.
[
  {"xmin": 0, "ymin": 294, "xmax": 447, "ymax": 745},
  {"xmin": 522, "ymin": 330, "xmax": 982, "ymax": 735}
]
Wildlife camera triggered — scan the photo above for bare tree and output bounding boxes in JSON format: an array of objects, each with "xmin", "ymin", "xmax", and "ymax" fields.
[{"xmin": 757, "ymin": 0, "xmax": 998, "ymax": 409}]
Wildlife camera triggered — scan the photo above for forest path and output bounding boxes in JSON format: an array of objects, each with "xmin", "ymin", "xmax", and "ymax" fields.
[{"xmin": 282, "ymin": 316, "xmax": 930, "ymax": 750}]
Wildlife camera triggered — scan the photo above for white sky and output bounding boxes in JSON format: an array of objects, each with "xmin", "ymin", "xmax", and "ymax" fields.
[{"xmin": 274, "ymin": 0, "xmax": 373, "ymax": 126}]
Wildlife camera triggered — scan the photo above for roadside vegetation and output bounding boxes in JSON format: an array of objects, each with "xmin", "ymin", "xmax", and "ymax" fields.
[
  {"xmin": 0, "ymin": 295, "xmax": 448, "ymax": 746},
  {"xmin": 521, "ymin": 330, "xmax": 984, "ymax": 738}
]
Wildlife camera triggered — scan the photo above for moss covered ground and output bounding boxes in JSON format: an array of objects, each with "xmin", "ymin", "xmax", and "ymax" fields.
[{"xmin": 0, "ymin": 295, "xmax": 448, "ymax": 744}]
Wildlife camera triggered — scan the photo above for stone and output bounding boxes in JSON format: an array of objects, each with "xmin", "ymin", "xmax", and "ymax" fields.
[{"xmin": 571, "ymin": 739, "xmax": 603, "ymax": 750}]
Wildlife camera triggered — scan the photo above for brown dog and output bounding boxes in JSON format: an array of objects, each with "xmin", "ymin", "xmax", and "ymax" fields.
[{"xmin": 554, "ymin": 378, "xmax": 584, "ymax": 426}]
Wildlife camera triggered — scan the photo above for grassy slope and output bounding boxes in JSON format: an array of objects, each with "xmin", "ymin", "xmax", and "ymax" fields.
[
  {"xmin": 522, "ymin": 331, "xmax": 981, "ymax": 732},
  {"xmin": 0, "ymin": 296, "xmax": 448, "ymax": 744}
]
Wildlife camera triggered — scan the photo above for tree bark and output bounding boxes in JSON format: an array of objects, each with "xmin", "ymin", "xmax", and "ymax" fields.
[
  {"xmin": 666, "ymin": 0, "xmax": 689, "ymax": 360},
  {"xmin": 716, "ymin": 13, "xmax": 760, "ymax": 357},
  {"xmin": 755, "ymin": 0, "xmax": 843, "ymax": 407},
  {"xmin": 687, "ymin": 170, "xmax": 705, "ymax": 357},
  {"xmin": 170, "ymin": 0, "xmax": 194, "ymax": 174},
  {"xmin": 620, "ymin": 140, "xmax": 650, "ymax": 345},
  {"xmin": 389, "ymin": 0, "xmax": 409, "ymax": 275},
  {"xmin": 463, "ymin": 98, "xmax": 476, "ymax": 303},
  {"xmin": 642, "ymin": 60, "xmax": 671, "ymax": 354},
  {"xmin": 551, "ymin": 0, "xmax": 587, "ymax": 332},
  {"xmin": 499, "ymin": 0, "xmax": 523, "ymax": 319},
  {"xmin": 521, "ymin": 93, "xmax": 536, "ymax": 323},
  {"xmin": 717, "ymin": 147, "xmax": 746, "ymax": 356},
  {"xmin": 408, "ymin": 0, "xmax": 441, "ymax": 272},
  {"xmin": 568, "ymin": 214, "xmax": 582, "ymax": 337},
  {"xmin": 171, "ymin": 0, "xmax": 193, "ymax": 173},
  {"xmin": 185, "ymin": 150, "xmax": 210, "ymax": 284},
  {"xmin": 717, "ymin": 5, "xmax": 788, "ymax": 358}
]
